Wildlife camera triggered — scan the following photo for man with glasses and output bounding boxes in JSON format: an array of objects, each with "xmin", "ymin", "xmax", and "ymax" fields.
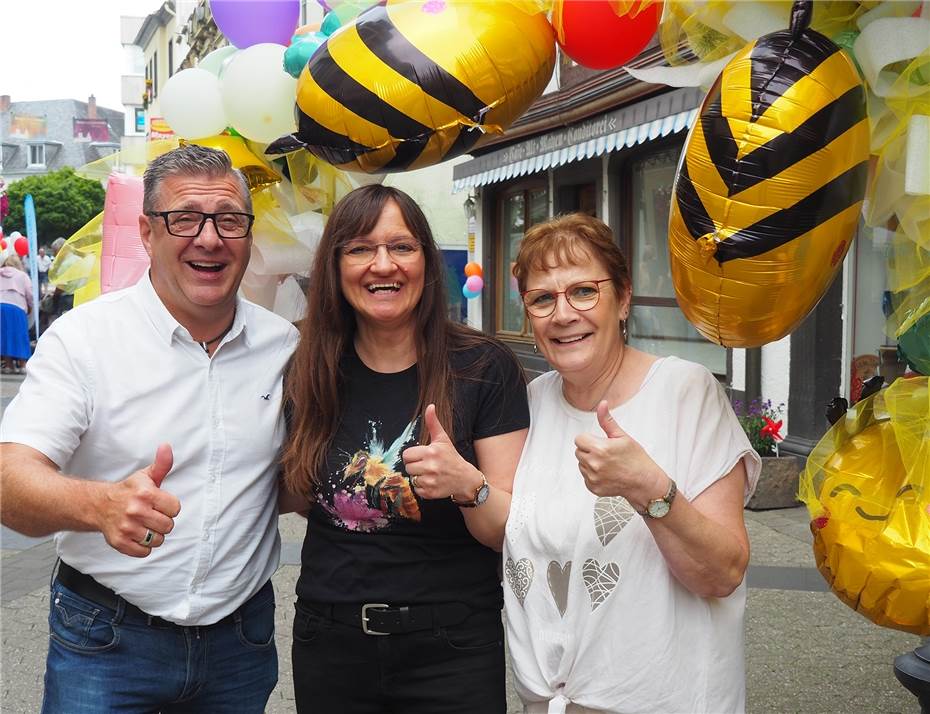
[{"xmin": 0, "ymin": 144, "xmax": 298, "ymax": 713}]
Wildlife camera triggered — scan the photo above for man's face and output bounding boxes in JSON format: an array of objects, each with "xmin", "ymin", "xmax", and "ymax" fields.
[
  {"xmin": 139, "ymin": 173, "xmax": 251, "ymax": 326},
  {"xmin": 38, "ymin": 249, "xmax": 45, "ymax": 257}
]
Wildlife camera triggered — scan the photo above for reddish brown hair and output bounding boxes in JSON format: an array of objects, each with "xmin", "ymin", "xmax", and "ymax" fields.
[{"xmin": 512, "ymin": 213, "xmax": 632, "ymax": 298}]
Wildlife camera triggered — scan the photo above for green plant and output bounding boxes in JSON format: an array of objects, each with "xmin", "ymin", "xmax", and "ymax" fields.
[{"xmin": 731, "ymin": 397, "xmax": 785, "ymax": 457}]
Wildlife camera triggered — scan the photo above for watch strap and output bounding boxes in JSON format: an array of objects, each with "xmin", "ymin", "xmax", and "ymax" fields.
[
  {"xmin": 451, "ymin": 472, "xmax": 489, "ymax": 508},
  {"xmin": 641, "ymin": 477, "xmax": 677, "ymax": 518}
]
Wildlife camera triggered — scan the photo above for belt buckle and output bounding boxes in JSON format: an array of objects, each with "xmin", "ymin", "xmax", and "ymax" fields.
[{"xmin": 361, "ymin": 603, "xmax": 391, "ymax": 636}]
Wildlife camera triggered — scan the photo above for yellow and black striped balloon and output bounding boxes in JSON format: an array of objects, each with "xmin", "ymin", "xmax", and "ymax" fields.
[
  {"xmin": 668, "ymin": 1, "xmax": 869, "ymax": 348},
  {"xmin": 267, "ymin": 0, "xmax": 555, "ymax": 174}
]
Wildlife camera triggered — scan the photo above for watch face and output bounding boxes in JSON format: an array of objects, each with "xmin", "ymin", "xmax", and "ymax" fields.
[
  {"xmin": 647, "ymin": 499, "xmax": 670, "ymax": 518},
  {"xmin": 475, "ymin": 483, "xmax": 490, "ymax": 506}
]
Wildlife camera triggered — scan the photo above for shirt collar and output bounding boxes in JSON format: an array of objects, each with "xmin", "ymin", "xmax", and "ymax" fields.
[{"xmin": 135, "ymin": 271, "xmax": 250, "ymax": 349}]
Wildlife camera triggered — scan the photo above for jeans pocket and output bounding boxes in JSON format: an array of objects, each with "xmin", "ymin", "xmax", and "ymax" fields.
[
  {"xmin": 292, "ymin": 603, "xmax": 326, "ymax": 645},
  {"xmin": 48, "ymin": 586, "xmax": 119, "ymax": 654},
  {"xmin": 236, "ymin": 599, "xmax": 276, "ymax": 649},
  {"xmin": 441, "ymin": 616, "xmax": 503, "ymax": 652}
]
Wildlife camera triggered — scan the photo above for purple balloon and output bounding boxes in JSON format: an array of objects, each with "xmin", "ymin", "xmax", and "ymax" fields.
[
  {"xmin": 210, "ymin": 0, "xmax": 300, "ymax": 48},
  {"xmin": 464, "ymin": 275, "xmax": 484, "ymax": 293}
]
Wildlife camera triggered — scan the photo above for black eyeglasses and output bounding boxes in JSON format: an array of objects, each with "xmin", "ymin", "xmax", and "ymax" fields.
[
  {"xmin": 521, "ymin": 278, "xmax": 614, "ymax": 318},
  {"xmin": 146, "ymin": 210, "xmax": 255, "ymax": 239}
]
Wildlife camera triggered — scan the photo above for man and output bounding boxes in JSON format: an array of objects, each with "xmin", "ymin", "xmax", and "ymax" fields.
[
  {"xmin": 36, "ymin": 246, "xmax": 52, "ymax": 292},
  {"xmin": 0, "ymin": 145, "xmax": 298, "ymax": 713}
]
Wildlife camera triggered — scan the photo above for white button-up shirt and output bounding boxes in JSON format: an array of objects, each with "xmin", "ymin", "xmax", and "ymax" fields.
[{"xmin": 1, "ymin": 275, "xmax": 298, "ymax": 625}]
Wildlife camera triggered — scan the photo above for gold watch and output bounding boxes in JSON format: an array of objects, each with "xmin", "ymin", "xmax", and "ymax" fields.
[
  {"xmin": 640, "ymin": 478, "xmax": 677, "ymax": 519},
  {"xmin": 451, "ymin": 472, "xmax": 490, "ymax": 508}
]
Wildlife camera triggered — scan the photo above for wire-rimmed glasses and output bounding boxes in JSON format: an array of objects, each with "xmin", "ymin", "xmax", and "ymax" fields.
[
  {"xmin": 146, "ymin": 210, "xmax": 255, "ymax": 239},
  {"xmin": 521, "ymin": 278, "xmax": 614, "ymax": 318},
  {"xmin": 340, "ymin": 240, "xmax": 422, "ymax": 265}
]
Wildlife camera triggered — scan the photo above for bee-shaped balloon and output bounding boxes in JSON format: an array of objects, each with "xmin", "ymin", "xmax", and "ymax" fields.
[
  {"xmin": 801, "ymin": 377, "xmax": 930, "ymax": 636},
  {"xmin": 267, "ymin": 0, "xmax": 555, "ymax": 174},
  {"xmin": 668, "ymin": 1, "xmax": 869, "ymax": 347}
]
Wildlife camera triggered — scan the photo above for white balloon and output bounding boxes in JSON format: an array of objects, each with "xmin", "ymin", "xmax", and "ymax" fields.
[
  {"xmin": 198, "ymin": 45, "xmax": 239, "ymax": 77},
  {"xmin": 9, "ymin": 231, "xmax": 22, "ymax": 239},
  {"xmin": 161, "ymin": 69, "xmax": 228, "ymax": 139},
  {"xmin": 221, "ymin": 43, "xmax": 297, "ymax": 144}
]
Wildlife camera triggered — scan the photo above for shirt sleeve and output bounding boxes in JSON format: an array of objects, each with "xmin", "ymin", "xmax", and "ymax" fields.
[
  {"xmin": 471, "ymin": 342, "xmax": 531, "ymax": 440},
  {"xmin": 675, "ymin": 363, "xmax": 761, "ymax": 504},
  {"xmin": 0, "ymin": 317, "xmax": 94, "ymax": 469}
]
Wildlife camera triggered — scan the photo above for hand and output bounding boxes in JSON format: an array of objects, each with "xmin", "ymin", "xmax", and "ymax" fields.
[
  {"xmin": 574, "ymin": 401, "xmax": 666, "ymax": 504},
  {"xmin": 402, "ymin": 404, "xmax": 483, "ymax": 502},
  {"xmin": 96, "ymin": 444, "xmax": 181, "ymax": 558}
]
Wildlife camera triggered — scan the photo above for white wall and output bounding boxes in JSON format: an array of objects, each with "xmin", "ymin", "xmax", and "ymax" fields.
[{"xmin": 761, "ymin": 335, "xmax": 791, "ymax": 432}]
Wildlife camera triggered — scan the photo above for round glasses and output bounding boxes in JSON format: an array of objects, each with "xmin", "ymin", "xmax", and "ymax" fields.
[
  {"xmin": 521, "ymin": 278, "xmax": 614, "ymax": 318},
  {"xmin": 340, "ymin": 240, "xmax": 422, "ymax": 265},
  {"xmin": 146, "ymin": 210, "xmax": 254, "ymax": 239}
]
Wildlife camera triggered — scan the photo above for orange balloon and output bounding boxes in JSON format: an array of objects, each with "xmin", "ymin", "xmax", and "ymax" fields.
[
  {"xmin": 464, "ymin": 262, "xmax": 483, "ymax": 278},
  {"xmin": 294, "ymin": 22, "xmax": 321, "ymax": 35}
]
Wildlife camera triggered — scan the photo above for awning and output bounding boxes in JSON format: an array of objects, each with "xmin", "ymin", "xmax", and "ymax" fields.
[{"xmin": 452, "ymin": 87, "xmax": 703, "ymax": 193}]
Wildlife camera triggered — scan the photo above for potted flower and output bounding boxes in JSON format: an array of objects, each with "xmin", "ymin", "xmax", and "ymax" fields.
[{"xmin": 732, "ymin": 398, "xmax": 800, "ymax": 510}]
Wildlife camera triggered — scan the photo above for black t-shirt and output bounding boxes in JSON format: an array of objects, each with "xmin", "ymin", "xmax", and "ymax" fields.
[{"xmin": 295, "ymin": 339, "xmax": 529, "ymax": 610}]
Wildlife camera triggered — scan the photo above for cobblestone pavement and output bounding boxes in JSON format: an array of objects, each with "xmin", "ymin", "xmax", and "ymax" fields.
[{"xmin": 1, "ymin": 374, "xmax": 924, "ymax": 713}]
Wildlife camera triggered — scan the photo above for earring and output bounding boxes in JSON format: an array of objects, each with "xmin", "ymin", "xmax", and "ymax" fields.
[
  {"xmin": 621, "ymin": 319, "xmax": 628, "ymax": 341},
  {"xmin": 533, "ymin": 343, "xmax": 539, "ymax": 354}
]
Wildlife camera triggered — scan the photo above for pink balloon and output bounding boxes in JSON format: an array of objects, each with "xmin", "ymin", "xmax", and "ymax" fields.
[
  {"xmin": 464, "ymin": 275, "xmax": 484, "ymax": 293},
  {"xmin": 210, "ymin": 0, "xmax": 300, "ymax": 48},
  {"xmin": 101, "ymin": 172, "xmax": 149, "ymax": 293}
]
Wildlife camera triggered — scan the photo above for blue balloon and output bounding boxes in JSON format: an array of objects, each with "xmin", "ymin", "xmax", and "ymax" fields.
[
  {"xmin": 283, "ymin": 33, "xmax": 327, "ymax": 78},
  {"xmin": 462, "ymin": 285, "xmax": 480, "ymax": 300}
]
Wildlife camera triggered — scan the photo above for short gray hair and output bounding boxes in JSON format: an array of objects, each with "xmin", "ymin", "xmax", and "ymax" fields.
[
  {"xmin": 51, "ymin": 238, "xmax": 66, "ymax": 253},
  {"xmin": 142, "ymin": 144, "xmax": 252, "ymax": 215}
]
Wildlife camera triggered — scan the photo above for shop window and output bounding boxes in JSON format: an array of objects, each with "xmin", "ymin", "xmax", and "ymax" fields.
[
  {"xmin": 497, "ymin": 186, "xmax": 548, "ymax": 335},
  {"xmin": 627, "ymin": 144, "xmax": 727, "ymax": 375},
  {"xmin": 558, "ymin": 183, "xmax": 597, "ymax": 216}
]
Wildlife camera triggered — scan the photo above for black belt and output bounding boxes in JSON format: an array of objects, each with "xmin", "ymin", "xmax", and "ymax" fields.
[
  {"xmin": 55, "ymin": 561, "xmax": 234, "ymax": 628},
  {"xmin": 303, "ymin": 600, "xmax": 475, "ymax": 635}
]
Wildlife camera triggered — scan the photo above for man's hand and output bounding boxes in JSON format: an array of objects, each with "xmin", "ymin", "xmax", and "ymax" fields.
[
  {"xmin": 403, "ymin": 404, "xmax": 483, "ymax": 502},
  {"xmin": 97, "ymin": 444, "xmax": 181, "ymax": 557}
]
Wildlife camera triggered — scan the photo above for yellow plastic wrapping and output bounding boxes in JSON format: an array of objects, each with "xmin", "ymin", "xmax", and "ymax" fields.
[
  {"xmin": 799, "ymin": 376, "xmax": 930, "ymax": 635},
  {"xmin": 48, "ymin": 212, "xmax": 103, "ymax": 306}
]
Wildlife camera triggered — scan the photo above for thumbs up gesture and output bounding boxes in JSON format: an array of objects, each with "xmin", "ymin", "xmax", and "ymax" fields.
[
  {"xmin": 97, "ymin": 443, "xmax": 181, "ymax": 557},
  {"xmin": 574, "ymin": 401, "xmax": 664, "ymax": 501},
  {"xmin": 402, "ymin": 404, "xmax": 483, "ymax": 502}
]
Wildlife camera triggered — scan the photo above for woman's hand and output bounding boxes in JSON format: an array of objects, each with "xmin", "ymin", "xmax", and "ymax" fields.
[
  {"xmin": 574, "ymin": 400, "xmax": 667, "ymax": 509},
  {"xmin": 402, "ymin": 404, "xmax": 484, "ymax": 502}
]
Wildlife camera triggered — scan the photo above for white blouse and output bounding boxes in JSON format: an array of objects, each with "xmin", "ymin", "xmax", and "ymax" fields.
[{"xmin": 504, "ymin": 357, "xmax": 761, "ymax": 714}]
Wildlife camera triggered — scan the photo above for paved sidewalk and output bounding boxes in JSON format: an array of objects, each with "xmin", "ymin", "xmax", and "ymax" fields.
[{"xmin": 1, "ymin": 373, "xmax": 923, "ymax": 712}]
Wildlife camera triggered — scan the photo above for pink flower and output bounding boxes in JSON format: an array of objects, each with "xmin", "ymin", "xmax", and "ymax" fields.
[{"xmin": 325, "ymin": 490, "xmax": 388, "ymax": 532}]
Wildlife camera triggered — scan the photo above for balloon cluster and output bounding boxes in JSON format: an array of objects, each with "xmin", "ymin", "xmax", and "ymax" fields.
[
  {"xmin": 158, "ymin": 0, "xmax": 304, "ymax": 143},
  {"xmin": 7, "ymin": 231, "xmax": 29, "ymax": 258},
  {"xmin": 462, "ymin": 261, "xmax": 483, "ymax": 300}
]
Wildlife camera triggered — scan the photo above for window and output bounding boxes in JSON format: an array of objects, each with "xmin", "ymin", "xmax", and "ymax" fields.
[
  {"xmin": 497, "ymin": 186, "xmax": 548, "ymax": 335},
  {"xmin": 28, "ymin": 144, "xmax": 45, "ymax": 166},
  {"xmin": 153, "ymin": 51, "xmax": 159, "ymax": 98},
  {"xmin": 168, "ymin": 40, "xmax": 174, "ymax": 78},
  {"xmin": 627, "ymin": 144, "xmax": 727, "ymax": 375},
  {"xmin": 135, "ymin": 107, "xmax": 146, "ymax": 133}
]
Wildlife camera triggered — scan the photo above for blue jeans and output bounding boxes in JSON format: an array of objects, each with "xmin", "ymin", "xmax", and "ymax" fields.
[{"xmin": 41, "ymin": 578, "xmax": 278, "ymax": 713}]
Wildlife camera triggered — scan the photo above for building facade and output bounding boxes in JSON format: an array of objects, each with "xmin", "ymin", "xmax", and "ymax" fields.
[{"xmin": 0, "ymin": 95, "xmax": 124, "ymax": 183}]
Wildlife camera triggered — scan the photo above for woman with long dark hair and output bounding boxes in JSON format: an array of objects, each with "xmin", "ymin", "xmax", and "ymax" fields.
[{"xmin": 282, "ymin": 185, "xmax": 529, "ymax": 713}]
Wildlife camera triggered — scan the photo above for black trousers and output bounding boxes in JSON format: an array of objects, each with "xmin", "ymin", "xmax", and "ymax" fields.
[{"xmin": 292, "ymin": 601, "xmax": 506, "ymax": 714}]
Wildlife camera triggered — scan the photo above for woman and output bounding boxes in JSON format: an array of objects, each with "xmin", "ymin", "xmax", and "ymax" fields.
[
  {"xmin": 0, "ymin": 254, "xmax": 33, "ymax": 375},
  {"xmin": 282, "ymin": 185, "xmax": 529, "ymax": 713},
  {"xmin": 505, "ymin": 214, "xmax": 760, "ymax": 713}
]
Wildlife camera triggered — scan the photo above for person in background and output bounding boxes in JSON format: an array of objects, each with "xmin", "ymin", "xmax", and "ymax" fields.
[
  {"xmin": 505, "ymin": 213, "xmax": 760, "ymax": 713},
  {"xmin": 282, "ymin": 184, "xmax": 529, "ymax": 713},
  {"xmin": 0, "ymin": 144, "xmax": 298, "ymax": 713},
  {"xmin": 0, "ymin": 254, "xmax": 33, "ymax": 375},
  {"xmin": 36, "ymin": 247, "xmax": 52, "ymax": 294}
]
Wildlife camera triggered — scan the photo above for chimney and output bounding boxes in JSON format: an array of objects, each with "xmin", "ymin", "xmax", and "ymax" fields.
[
  {"xmin": 0, "ymin": 95, "xmax": 10, "ymax": 112},
  {"xmin": 88, "ymin": 94, "xmax": 97, "ymax": 119}
]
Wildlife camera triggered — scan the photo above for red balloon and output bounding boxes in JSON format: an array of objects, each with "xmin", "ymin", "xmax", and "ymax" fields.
[
  {"xmin": 0, "ymin": 239, "xmax": 6, "ymax": 250},
  {"xmin": 14, "ymin": 237, "xmax": 28, "ymax": 257},
  {"xmin": 554, "ymin": 0, "xmax": 662, "ymax": 70}
]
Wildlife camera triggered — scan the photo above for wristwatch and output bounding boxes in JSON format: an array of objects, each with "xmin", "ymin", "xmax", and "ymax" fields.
[
  {"xmin": 641, "ymin": 478, "xmax": 677, "ymax": 519},
  {"xmin": 451, "ymin": 472, "xmax": 490, "ymax": 508}
]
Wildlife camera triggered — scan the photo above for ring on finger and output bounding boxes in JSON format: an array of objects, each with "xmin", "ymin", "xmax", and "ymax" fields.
[
  {"xmin": 140, "ymin": 529, "xmax": 155, "ymax": 547},
  {"xmin": 411, "ymin": 475, "xmax": 419, "ymax": 490}
]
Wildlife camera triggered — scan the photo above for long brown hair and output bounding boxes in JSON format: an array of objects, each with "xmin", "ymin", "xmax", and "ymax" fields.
[{"xmin": 282, "ymin": 184, "xmax": 508, "ymax": 496}]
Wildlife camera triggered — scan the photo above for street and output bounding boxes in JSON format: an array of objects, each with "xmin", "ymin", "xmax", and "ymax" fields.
[{"xmin": 1, "ymin": 373, "xmax": 922, "ymax": 713}]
